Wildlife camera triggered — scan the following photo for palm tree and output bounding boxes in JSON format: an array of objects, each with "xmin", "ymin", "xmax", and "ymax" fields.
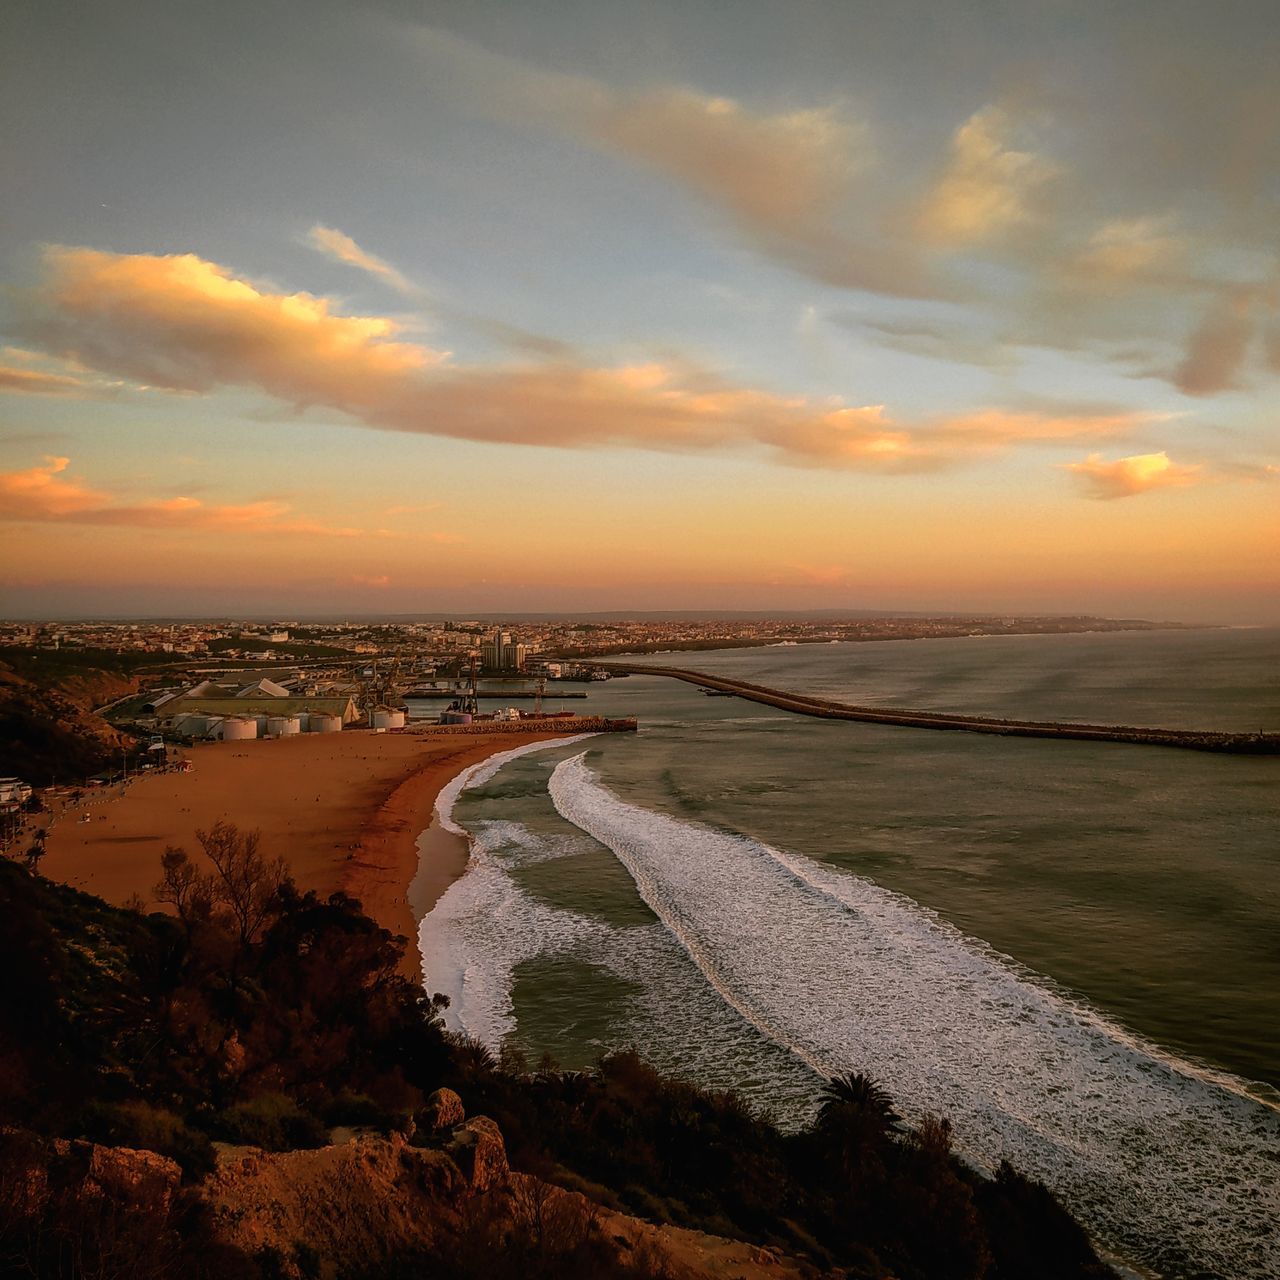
[
  {"xmin": 818, "ymin": 1072, "xmax": 898, "ymax": 1134},
  {"xmin": 816, "ymin": 1072, "xmax": 900, "ymax": 1186}
]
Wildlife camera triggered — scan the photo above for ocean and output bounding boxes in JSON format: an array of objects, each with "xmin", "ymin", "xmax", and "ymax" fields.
[{"xmin": 411, "ymin": 627, "xmax": 1280, "ymax": 1280}]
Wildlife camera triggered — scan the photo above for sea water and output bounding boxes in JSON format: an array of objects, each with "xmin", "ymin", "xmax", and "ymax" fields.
[{"xmin": 414, "ymin": 628, "xmax": 1280, "ymax": 1279}]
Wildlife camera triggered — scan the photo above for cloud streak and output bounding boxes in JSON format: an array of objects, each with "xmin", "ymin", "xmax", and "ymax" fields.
[
  {"xmin": 15, "ymin": 246, "xmax": 1171, "ymax": 474},
  {"xmin": 308, "ymin": 224, "xmax": 417, "ymax": 296},
  {"xmin": 411, "ymin": 26, "xmax": 934, "ymax": 298}
]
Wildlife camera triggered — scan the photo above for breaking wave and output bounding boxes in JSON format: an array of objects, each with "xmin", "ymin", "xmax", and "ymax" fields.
[
  {"xmin": 417, "ymin": 816, "xmax": 819, "ymax": 1116},
  {"xmin": 547, "ymin": 752, "xmax": 1280, "ymax": 1280},
  {"xmin": 433, "ymin": 734, "xmax": 599, "ymax": 836}
]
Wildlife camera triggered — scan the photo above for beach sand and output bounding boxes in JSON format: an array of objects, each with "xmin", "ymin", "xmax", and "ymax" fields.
[{"xmin": 40, "ymin": 728, "xmax": 575, "ymax": 977}]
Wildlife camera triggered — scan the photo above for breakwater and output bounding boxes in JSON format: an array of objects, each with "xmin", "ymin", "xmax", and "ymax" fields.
[
  {"xmin": 600, "ymin": 664, "xmax": 1280, "ymax": 754},
  {"xmin": 407, "ymin": 715, "xmax": 635, "ymax": 736}
]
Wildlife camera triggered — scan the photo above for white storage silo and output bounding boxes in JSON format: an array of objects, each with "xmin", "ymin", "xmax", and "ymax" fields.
[
  {"xmin": 370, "ymin": 708, "xmax": 405, "ymax": 729},
  {"xmin": 221, "ymin": 716, "xmax": 258, "ymax": 741},
  {"xmin": 308, "ymin": 712, "xmax": 343, "ymax": 733},
  {"xmin": 266, "ymin": 715, "xmax": 301, "ymax": 737}
]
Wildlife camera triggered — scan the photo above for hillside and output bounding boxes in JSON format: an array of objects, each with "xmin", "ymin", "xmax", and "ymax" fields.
[
  {"xmin": 0, "ymin": 664, "xmax": 131, "ymax": 787},
  {"xmin": 0, "ymin": 848, "xmax": 1116, "ymax": 1280}
]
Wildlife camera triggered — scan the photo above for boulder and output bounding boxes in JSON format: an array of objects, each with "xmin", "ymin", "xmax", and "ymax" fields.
[
  {"xmin": 421, "ymin": 1087, "xmax": 465, "ymax": 1131},
  {"xmin": 445, "ymin": 1117, "xmax": 508, "ymax": 1192}
]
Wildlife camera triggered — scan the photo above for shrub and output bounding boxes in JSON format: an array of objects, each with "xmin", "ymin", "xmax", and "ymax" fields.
[
  {"xmin": 215, "ymin": 1093, "xmax": 328, "ymax": 1151},
  {"xmin": 77, "ymin": 1099, "xmax": 217, "ymax": 1179}
]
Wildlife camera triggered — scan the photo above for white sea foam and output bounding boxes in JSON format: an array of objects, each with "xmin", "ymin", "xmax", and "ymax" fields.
[
  {"xmin": 432, "ymin": 733, "xmax": 598, "ymax": 835},
  {"xmin": 548, "ymin": 752, "xmax": 1280, "ymax": 1280},
  {"xmin": 418, "ymin": 814, "xmax": 818, "ymax": 1115}
]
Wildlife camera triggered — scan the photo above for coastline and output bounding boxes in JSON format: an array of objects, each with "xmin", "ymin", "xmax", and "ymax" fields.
[{"xmin": 39, "ymin": 728, "xmax": 578, "ymax": 978}]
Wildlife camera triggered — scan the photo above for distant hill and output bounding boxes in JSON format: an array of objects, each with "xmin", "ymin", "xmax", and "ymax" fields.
[{"xmin": 0, "ymin": 655, "xmax": 133, "ymax": 786}]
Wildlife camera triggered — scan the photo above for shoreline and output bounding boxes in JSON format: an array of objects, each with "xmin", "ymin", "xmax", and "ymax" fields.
[{"xmin": 39, "ymin": 728, "xmax": 581, "ymax": 978}]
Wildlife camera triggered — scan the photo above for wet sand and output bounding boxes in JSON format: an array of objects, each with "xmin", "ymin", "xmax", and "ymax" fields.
[{"xmin": 40, "ymin": 728, "xmax": 573, "ymax": 976}]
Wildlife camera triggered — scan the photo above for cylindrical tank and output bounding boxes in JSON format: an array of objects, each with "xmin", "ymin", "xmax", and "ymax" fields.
[
  {"xmin": 440, "ymin": 710, "xmax": 473, "ymax": 725},
  {"xmin": 371, "ymin": 708, "xmax": 406, "ymax": 729},
  {"xmin": 307, "ymin": 712, "xmax": 343, "ymax": 733},
  {"xmin": 266, "ymin": 715, "xmax": 301, "ymax": 737},
  {"xmin": 220, "ymin": 716, "xmax": 258, "ymax": 741}
]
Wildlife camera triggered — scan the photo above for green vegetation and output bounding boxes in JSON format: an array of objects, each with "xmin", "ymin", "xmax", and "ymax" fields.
[
  {"xmin": 0, "ymin": 831, "xmax": 1115, "ymax": 1279},
  {"xmin": 0, "ymin": 645, "xmax": 175, "ymax": 682}
]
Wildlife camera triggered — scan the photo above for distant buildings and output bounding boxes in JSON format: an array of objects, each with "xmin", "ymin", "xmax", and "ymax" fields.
[{"xmin": 481, "ymin": 628, "xmax": 528, "ymax": 672}]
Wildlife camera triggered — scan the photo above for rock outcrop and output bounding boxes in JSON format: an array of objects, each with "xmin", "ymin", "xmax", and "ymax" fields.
[
  {"xmin": 444, "ymin": 1115, "xmax": 508, "ymax": 1192},
  {"xmin": 422, "ymin": 1085, "xmax": 466, "ymax": 1131}
]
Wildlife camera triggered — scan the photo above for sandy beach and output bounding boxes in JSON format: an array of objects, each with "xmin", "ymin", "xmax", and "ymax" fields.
[{"xmin": 40, "ymin": 727, "xmax": 577, "ymax": 976}]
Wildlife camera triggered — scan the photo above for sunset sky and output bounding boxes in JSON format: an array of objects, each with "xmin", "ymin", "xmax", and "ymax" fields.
[{"xmin": 2, "ymin": 0, "xmax": 1277, "ymax": 621}]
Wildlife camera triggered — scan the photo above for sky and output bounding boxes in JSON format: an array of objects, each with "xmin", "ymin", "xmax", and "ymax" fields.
[{"xmin": 1, "ymin": 0, "xmax": 1277, "ymax": 622}]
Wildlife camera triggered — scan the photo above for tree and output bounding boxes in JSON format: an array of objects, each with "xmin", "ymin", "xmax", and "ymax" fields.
[
  {"xmin": 815, "ymin": 1072, "xmax": 900, "ymax": 1187},
  {"xmin": 154, "ymin": 847, "xmax": 213, "ymax": 923},
  {"xmin": 818, "ymin": 1072, "xmax": 898, "ymax": 1134},
  {"xmin": 195, "ymin": 821, "xmax": 287, "ymax": 951}
]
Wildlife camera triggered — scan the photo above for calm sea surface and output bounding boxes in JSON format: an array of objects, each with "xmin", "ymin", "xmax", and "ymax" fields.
[{"xmin": 413, "ymin": 628, "xmax": 1280, "ymax": 1280}]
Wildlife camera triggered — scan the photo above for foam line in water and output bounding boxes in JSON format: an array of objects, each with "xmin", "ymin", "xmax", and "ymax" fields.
[
  {"xmin": 547, "ymin": 752, "xmax": 1280, "ymax": 1280},
  {"xmin": 433, "ymin": 733, "xmax": 598, "ymax": 835}
]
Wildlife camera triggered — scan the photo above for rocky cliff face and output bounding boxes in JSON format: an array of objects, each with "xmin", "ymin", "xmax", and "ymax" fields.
[{"xmin": 2, "ymin": 1105, "xmax": 830, "ymax": 1280}]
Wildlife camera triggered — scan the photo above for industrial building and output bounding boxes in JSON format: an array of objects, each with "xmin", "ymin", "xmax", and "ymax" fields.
[{"xmin": 154, "ymin": 678, "xmax": 359, "ymax": 740}]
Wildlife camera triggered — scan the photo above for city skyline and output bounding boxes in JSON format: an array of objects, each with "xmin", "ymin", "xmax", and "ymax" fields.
[{"xmin": 2, "ymin": 1, "xmax": 1278, "ymax": 623}]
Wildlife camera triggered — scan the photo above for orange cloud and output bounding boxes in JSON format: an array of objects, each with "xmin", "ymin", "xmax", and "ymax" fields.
[
  {"xmin": 1064, "ymin": 451, "xmax": 1201, "ymax": 499},
  {"xmin": 27, "ymin": 247, "xmax": 443, "ymax": 402},
  {"xmin": 19, "ymin": 246, "xmax": 1167, "ymax": 471},
  {"xmin": 0, "ymin": 456, "xmax": 105, "ymax": 514},
  {"xmin": 0, "ymin": 455, "xmax": 389, "ymax": 538},
  {"xmin": 915, "ymin": 107, "xmax": 1054, "ymax": 247}
]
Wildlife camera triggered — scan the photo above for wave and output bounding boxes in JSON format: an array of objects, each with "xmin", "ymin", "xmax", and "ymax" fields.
[
  {"xmin": 417, "ymin": 814, "xmax": 820, "ymax": 1116},
  {"xmin": 547, "ymin": 752, "xmax": 1280, "ymax": 1280},
  {"xmin": 432, "ymin": 733, "xmax": 599, "ymax": 836}
]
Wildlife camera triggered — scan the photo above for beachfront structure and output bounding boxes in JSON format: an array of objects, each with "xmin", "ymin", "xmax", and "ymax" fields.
[{"xmin": 0, "ymin": 777, "xmax": 33, "ymax": 806}]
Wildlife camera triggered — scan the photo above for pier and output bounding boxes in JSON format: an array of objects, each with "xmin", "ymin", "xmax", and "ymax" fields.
[{"xmin": 600, "ymin": 664, "xmax": 1280, "ymax": 755}]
